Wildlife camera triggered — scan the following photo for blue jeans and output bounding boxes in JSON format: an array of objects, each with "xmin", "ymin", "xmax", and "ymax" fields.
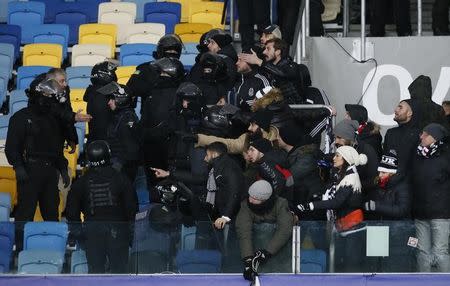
[{"xmin": 415, "ymin": 219, "xmax": 450, "ymax": 272}]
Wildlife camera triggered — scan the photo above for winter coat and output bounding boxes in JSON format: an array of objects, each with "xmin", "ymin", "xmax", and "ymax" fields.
[
  {"xmin": 83, "ymin": 84, "xmax": 114, "ymax": 142},
  {"xmin": 235, "ymin": 197, "xmax": 294, "ymax": 258},
  {"xmin": 358, "ymin": 122, "xmax": 383, "ymax": 160},
  {"xmin": 383, "ymin": 121, "xmax": 420, "ymax": 176},
  {"xmin": 235, "ymin": 70, "xmax": 271, "ymax": 112},
  {"xmin": 366, "ymin": 174, "xmax": 411, "ymax": 220},
  {"xmin": 356, "ymin": 142, "xmax": 379, "ymax": 194},
  {"xmin": 411, "ymin": 143, "xmax": 450, "ymax": 219},
  {"xmin": 218, "ymin": 45, "xmax": 238, "ymax": 90}
]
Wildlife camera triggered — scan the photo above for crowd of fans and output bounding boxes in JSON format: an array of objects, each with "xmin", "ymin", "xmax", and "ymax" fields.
[{"xmin": 3, "ymin": 20, "xmax": 450, "ymax": 277}]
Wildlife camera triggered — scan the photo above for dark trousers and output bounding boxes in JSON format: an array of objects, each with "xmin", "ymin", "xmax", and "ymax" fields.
[
  {"xmin": 14, "ymin": 162, "xmax": 59, "ymax": 250},
  {"xmin": 144, "ymin": 141, "xmax": 169, "ymax": 202},
  {"xmin": 433, "ymin": 0, "xmax": 450, "ymax": 34},
  {"xmin": 369, "ymin": 0, "xmax": 411, "ymax": 36},
  {"xmin": 85, "ymin": 223, "xmax": 130, "ymax": 274},
  {"xmin": 236, "ymin": 0, "xmax": 271, "ymax": 51},
  {"xmin": 278, "ymin": 0, "xmax": 302, "ymax": 45},
  {"xmin": 334, "ymin": 228, "xmax": 366, "ymax": 272}
]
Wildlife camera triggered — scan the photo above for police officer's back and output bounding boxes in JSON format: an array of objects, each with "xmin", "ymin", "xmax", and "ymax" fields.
[{"xmin": 65, "ymin": 140, "xmax": 137, "ymax": 273}]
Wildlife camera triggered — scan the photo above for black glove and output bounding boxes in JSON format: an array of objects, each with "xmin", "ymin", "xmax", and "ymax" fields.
[
  {"xmin": 243, "ymin": 256, "xmax": 257, "ymax": 281},
  {"xmin": 253, "ymin": 249, "xmax": 272, "ymax": 265},
  {"xmin": 60, "ymin": 169, "xmax": 71, "ymax": 188},
  {"xmin": 14, "ymin": 165, "xmax": 29, "ymax": 182},
  {"xmin": 364, "ymin": 200, "xmax": 376, "ymax": 211},
  {"xmin": 297, "ymin": 202, "xmax": 312, "ymax": 212}
]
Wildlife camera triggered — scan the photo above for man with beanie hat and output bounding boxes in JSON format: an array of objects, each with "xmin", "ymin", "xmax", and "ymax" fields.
[
  {"xmin": 276, "ymin": 122, "xmax": 325, "ymax": 220},
  {"xmin": 345, "ymin": 104, "xmax": 383, "ymax": 159},
  {"xmin": 248, "ymin": 109, "xmax": 273, "ymax": 135},
  {"xmin": 384, "ymin": 99, "xmax": 421, "ymax": 176},
  {"xmin": 411, "ymin": 123, "xmax": 450, "ymax": 272},
  {"xmin": 333, "ymin": 119, "xmax": 379, "ymax": 198},
  {"xmin": 235, "ymin": 180, "xmax": 294, "ymax": 280},
  {"xmin": 235, "ymin": 52, "xmax": 271, "ymax": 112}
]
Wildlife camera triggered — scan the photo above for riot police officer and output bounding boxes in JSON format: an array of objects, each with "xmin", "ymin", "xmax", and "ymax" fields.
[
  {"xmin": 101, "ymin": 82, "xmax": 141, "ymax": 184},
  {"xmin": 83, "ymin": 60, "xmax": 118, "ymax": 143},
  {"xmin": 6, "ymin": 78, "xmax": 70, "ymax": 247},
  {"xmin": 65, "ymin": 140, "xmax": 137, "ymax": 273}
]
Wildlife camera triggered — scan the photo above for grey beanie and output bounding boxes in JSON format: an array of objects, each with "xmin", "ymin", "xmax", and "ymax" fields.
[
  {"xmin": 248, "ymin": 180, "xmax": 273, "ymax": 201},
  {"xmin": 333, "ymin": 119, "xmax": 359, "ymax": 141}
]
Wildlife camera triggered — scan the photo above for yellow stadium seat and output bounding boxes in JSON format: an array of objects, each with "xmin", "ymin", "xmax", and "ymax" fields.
[
  {"xmin": 189, "ymin": 1, "xmax": 224, "ymax": 29},
  {"xmin": 116, "ymin": 66, "xmax": 136, "ymax": 85},
  {"xmin": 175, "ymin": 23, "xmax": 213, "ymax": 43},
  {"xmin": 0, "ymin": 166, "xmax": 17, "ymax": 210},
  {"xmin": 70, "ymin": 100, "xmax": 89, "ymax": 135},
  {"xmin": 23, "ymin": 43, "xmax": 63, "ymax": 68},
  {"xmin": 70, "ymin": 88, "xmax": 86, "ymax": 102},
  {"xmin": 79, "ymin": 24, "xmax": 117, "ymax": 58},
  {"xmin": 168, "ymin": 0, "xmax": 202, "ymax": 23}
]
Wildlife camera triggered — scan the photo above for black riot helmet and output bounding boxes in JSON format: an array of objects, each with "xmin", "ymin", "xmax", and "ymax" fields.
[
  {"xmin": 100, "ymin": 82, "xmax": 134, "ymax": 110},
  {"xmin": 91, "ymin": 60, "xmax": 118, "ymax": 86},
  {"xmin": 87, "ymin": 140, "xmax": 111, "ymax": 167},
  {"xmin": 199, "ymin": 52, "xmax": 228, "ymax": 82},
  {"xmin": 153, "ymin": 34, "xmax": 183, "ymax": 59},
  {"xmin": 176, "ymin": 82, "xmax": 203, "ymax": 101},
  {"xmin": 151, "ymin": 57, "xmax": 185, "ymax": 81},
  {"xmin": 197, "ymin": 29, "xmax": 224, "ymax": 53}
]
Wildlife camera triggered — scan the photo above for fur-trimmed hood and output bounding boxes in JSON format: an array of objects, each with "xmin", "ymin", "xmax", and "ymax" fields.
[{"xmin": 251, "ymin": 88, "xmax": 284, "ymax": 112}]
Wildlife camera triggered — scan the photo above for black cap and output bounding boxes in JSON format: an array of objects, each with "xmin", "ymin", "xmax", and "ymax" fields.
[
  {"xmin": 249, "ymin": 137, "xmax": 273, "ymax": 154},
  {"xmin": 250, "ymin": 109, "xmax": 273, "ymax": 132},
  {"xmin": 345, "ymin": 104, "xmax": 368, "ymax": 124}
]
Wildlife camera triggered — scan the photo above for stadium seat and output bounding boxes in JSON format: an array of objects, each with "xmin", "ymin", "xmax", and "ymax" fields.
[
  {"xmin": 98, "ymin": 2, "xmax": 137, "ymax": 45},
  {"xmin": 123, "ymin": 23, "xmax": 165, "ymax": 44},
  {"xmin": 181, "ymin": 225, "xmax": 196, "ymax": 251},
  {"xmin": 143, "ymin": 2, "xmax": 181, "ymax": 34},
  {"xmin": 64, "ymin": 145, "xmax": 78, "ymax": 178},
  {"xmin": 180, "ymin": 42, "xmax": 199, "ymax": 70},
  {"xmin": 175, "ymin": 23, "xmax": 212, "ymax": 44},
  {"xmin": 66, "ymin": 66, "xmax": 92, "ymax": 89},
  {"xmin": 0, "ymin": 67, "xmax": 9, "ymax": 104},
  {"xmin": 71, "ymin": 44, "xmax": 111, "ymax": 66},
  {"xmin": 24, "ymin": 24, "xmax": 70, "ymax": 59},
  {"xmin": 136, "ymin": 189, "xmax": 150, "ymax": 211},
  {"xmin": 75, "ymin": 122, "xmax": 86, "ymax": 154},
  {"xmin": 33, "ymin": 0, "xmax": 59, "ymax": 23},
  {"xmin": 0, "ymin": 166, "xmax": 16, "ymax": 209},
  {"xmin": 9, "ymin": 89, "xmax": 28, "ymax": 115},
  {"xmin": 175, "ymin": 250, "xmax": 222, "ymax": 273},
  {"xmin": 120, "ymin": 43, "xmax": 155, "ymax": 66},
  {"xmin": 126, "ymin": 0, "xmax": 156, "ymax": 23},
  {"xmin": 18, "ymin": 250, "xmax": 64, "ymax": 274},
  {"xmin": 168, "ymin": 0, "xmax": 202, "ymax": 23},
  {"xmin": 22, "ymin": 43, "xmax": 63, "ymax": 68},
  {"xmin": 0, "ymin": 24, "xmax": 21, "ymax": 60},
  {"xmin": 70, "ymin": 88, "xmax": 86, "ymax": 102},
  {"xmin": 79, "ymin": 23, "xmax": 117, "ymax": 58},
  {"xmin": 0, "ymin": 43, "xmax": 14, "ymax": 78},
  {"xmin": 54, "ymin": 2, "xmax": 92, "ymax": 45},
  {"xmin": 0, "ymin": 222, "xmax": 14, "ymax": 273},
  {"xmin": 71, "ymin": 250, "xmax": 88, "ymax": 274},
  {"xmin": 7, "ymin": 1, "xmax": 45, "ymax": 28},
  {"xmin": 189, "ymin": 1, "xmax": 224, "ymax": 29},
  {"xmin": 300, "ymin": 249, "xmax": 327, "ymax": 273},
  {"xmin": 23, "ymin": 221, "xmax": 68, "ymax": 253},
  {"xmin": 116, "ymin": 66, "xmax": 136, "ymax": 85},
  {"xmin": 0, "ymin": 192, "xmax": 11, "ymax": 222},
  {"xmin": 0, "ymin": 0, "xmax": 11, "ymax": 23},
  {"xmin": 16, "ymin": 65, "xmax": 51, "ymax": 90}
]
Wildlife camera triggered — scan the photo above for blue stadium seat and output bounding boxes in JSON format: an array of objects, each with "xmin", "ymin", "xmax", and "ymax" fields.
[
  {"xmin": 66, "ymin": 66, "xmax": 92, "ymax": 89},
  {"xmin": 18, "ymin": 250, "xmax": 64, "ymax": 274},
  {"xmin": 16, "ymin": 65, "xmax": 51, "ymax": 90},
  {"xmin": 0, "ymin": 43, "xmax": 14, "ymax": 78},
  {"xmin": 175, "ymin": 250, "xmax": 222, "ymax": 273},
  {"xmin": 9, "ymin": 89, "xmax": 28, "ymax": 115},
  {"xmin": 180, "ymin": 43, "xmax": 198, "ymax": 71},
  {"xmin": 7, "ymin": 1, "xmax": 45, "ymax": 28},
  {"xmin": 181, "ymin": 225, "xmax": 196, "ymax": 251},
  {"xmin": 0, "ymin": 222, "xmax": 14, "ymax": 273},
  {"xmin": 54, "ymin": 2, "xmax": 92, "ymax": 45},
  {"xmin": 136, "ymin": 189, "xmax": 150, "ymax": 211},
  {"xmin": 134, "ymin": 96, "xmax": 141, "ymax": 119},
  {"xmin": 75, "ymin": 122, "xmax": 85, "ymax": 154},
  {"xmin": 0, "ymin": 67, "xmax": 9, "ymax": 104},
  {"xmin": 71, "ymin": 250, "xmax": 88, "ymax": 274},
  {"xmin": 0, "ymin": 24, "xmax": 20, "ymax": 61},
  {"xmin": 0, "ymin": 192, "xmax": 11, "ymax": 222},
  {"xmin": 23, "ymin": 221, "xmax": 68, "ymax": 253},
  {"xmin": 0, "ymin": 114, "xmax": 10, "ymax": 139},
  {"xmin": 300, "ymin": 249, "xmax": 327, "ymax": 273},
  {"xmin": 120, "ymin": 43, "xmax": 155, "ymax": 66},
  {"xmin": 68, "ymin": 0, "xmax": 107, "ymax": 22},
  {"xmin": 33, "ymin": 0, "xmax": 65, "ymax": 23},
  {"xmin": 127, "ymin": 0, "xmax": 156, "ymax": 23},
  {"xmin": 0, "ymin": 0, "xmax": 12, "ymax": 23},
  {"xmin": 144, "ymin": 2, "xmax": 181, "ymax": 34},
  {"xmin": 23, "ymin": 24, "xmax": 69, "ymax": 59}
]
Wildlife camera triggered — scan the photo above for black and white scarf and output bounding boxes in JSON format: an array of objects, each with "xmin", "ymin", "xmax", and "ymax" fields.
[
  {"xmin": 417, "ymin": 141, "xmax": 443, "ymax": 159},
  {"xmin": 206, "ymin": 168, "xmax": 216, "ymax": 205}
]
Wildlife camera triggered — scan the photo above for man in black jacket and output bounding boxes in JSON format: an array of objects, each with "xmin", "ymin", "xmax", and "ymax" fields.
[
  {"xmin": 207, "ymin": 33, "xmax": 238, "ymax": 91},
  {"xmin": 66, "ymin": 140, "xmax": 137, "ymax": 273},
  {"xmin": 412, "ymin": 123, "xmax": 450, "ymax": 272}
]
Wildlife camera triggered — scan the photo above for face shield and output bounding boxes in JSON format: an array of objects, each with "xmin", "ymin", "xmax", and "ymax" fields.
[{"xmin": 36, "ymin": 78, "xmax": 67, "ymax": 103}]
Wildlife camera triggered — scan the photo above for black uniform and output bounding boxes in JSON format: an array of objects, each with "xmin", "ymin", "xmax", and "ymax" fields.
[
  {"xmin": 107, "ymin": 107, "xmax": 140, "ymax": 183},
  {"xmin": 369, "ymin": 0, "xmax": 411, "ymax": 36},
  {"xmin": 433, "ymin": 0, "xmax": 450, "ymax": 35},
  {"xmin": 83, "ymin": 84, "xmax": 113, "ymax": 142},
  {"xmin": 65, "ymin": 165, "xmax": 137, "ymax": 273}
]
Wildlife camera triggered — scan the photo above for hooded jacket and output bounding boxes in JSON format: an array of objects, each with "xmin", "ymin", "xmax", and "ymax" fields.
[{"xmin": 408, "ymin": 75, "xmax": 448, "ymax": 130}]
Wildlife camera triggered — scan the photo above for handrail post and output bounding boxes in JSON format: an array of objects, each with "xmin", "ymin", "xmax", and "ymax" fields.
[
  {"xmin": 361, "ymin": 0, "xmax": 366, "ymax": 61},
  {"xmin": 417, "ymin": 0, "xmax": 422, "ymax": 36},
  {"xmin": 230, "ymin": 0, "xmax": 234, "ymax": 38},
  {"xmin": 301, "ymin": 6, "xmax": 306, "ymax": 58},
  {"xmin": 305, "ymin": 0, "xmax": 310, "ymax": 37},
  {"xmin": 343, "ymin": 0, "xmax": 349, "ymax": 37}
]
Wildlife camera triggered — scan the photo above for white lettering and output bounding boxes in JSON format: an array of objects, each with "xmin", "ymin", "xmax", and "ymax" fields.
[{"xmin": 432, "ymin": 67, "xmax": 450, "ymax": 105}]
